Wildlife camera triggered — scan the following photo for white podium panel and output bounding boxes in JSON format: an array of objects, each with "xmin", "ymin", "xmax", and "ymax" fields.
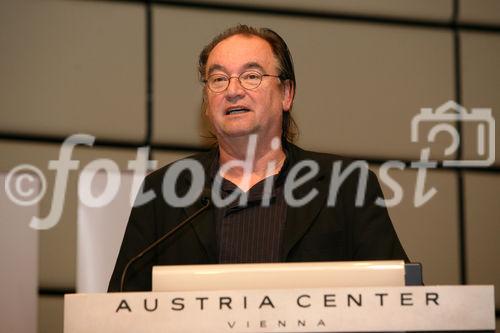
[
  {"xmin": 153, "ymin": 261, "xmax": 405, "ymax": 292},
  {"xmin": 64, "ymin": 285, "xmax": 495, "ymax": 332}
]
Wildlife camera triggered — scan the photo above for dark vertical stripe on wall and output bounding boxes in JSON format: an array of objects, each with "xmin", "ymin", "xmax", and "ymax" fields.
[
  {"xmin": 145, "ymin": 0, "xmax": 154, "ymax": 154},
  {"xmin": 452, "ymin": 0, "xmax": 467, "ymax": 285}
]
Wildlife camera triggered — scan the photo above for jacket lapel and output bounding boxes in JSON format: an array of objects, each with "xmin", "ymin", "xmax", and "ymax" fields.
[
  {"xmin": 186, "ymin": 201, "xmax": 218, "ymax": 262},
  {"xmin": 281, "ymin": 145, "xmax": 330, "ymax": 260},
  {"xmin": 180, "ymin": 149, "xmax": 218, "ymax": 262}
]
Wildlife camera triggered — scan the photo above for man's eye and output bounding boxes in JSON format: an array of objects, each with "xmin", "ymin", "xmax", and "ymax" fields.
[
  {"xmin": 242, "ymin": 72, "xmax": 261, "ymax": 80},
  {"xmin": 211, "ymin": 76, "xmax": 228, "ymax": 83}
]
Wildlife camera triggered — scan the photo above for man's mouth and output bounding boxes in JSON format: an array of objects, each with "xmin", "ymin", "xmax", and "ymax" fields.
[{"xmin": 225, "ymin": 107, "xmax": 250, "ymax": 115}]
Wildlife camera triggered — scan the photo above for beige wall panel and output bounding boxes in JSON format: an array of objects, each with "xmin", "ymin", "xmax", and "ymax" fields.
[
  {"xmin": 0, "ymin": 140, "xmax": 139, "ymax": 288},
  {"xmin": 153, "ymin": 6, "xmax": 454, "ymax": 160},
  {"xmin": 370, "ymin": 165, "xmax": 460, "ymax": 285},
  {"xmin": 0, "ymin": 0, "xmax": 145, "ymax": 141},
  {"xmin": 464, "ymin": 172, "xmax": 500, "ymax": 308},
  {"xmin": 38, "ymin": 296, "xmax": 63, "ymax": 333},
  {"xmin": 461, "ymin": 32, "xmax": 500, "ymax": 167},
  {"xmin": 292, "ymin": 24, "xmax": 453, "ymax": 160},
  {"xmin": 460, "ymin": 0, "xmax": 500, "ymax": 24},
  {"xmin": 185, "ymin": 0, "xmax": 452, "ymax": 21}
]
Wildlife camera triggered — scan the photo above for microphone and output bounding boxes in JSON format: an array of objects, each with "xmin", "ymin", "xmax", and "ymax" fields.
[{"xmin": 120, "ymin": 188, "xmax": 212, "ymax": 292}]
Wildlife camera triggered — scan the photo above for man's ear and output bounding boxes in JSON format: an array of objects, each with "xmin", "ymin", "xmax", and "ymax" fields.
[{"xmin": 281, "ymin": 80, "xmax": 294, "ymax": 112}]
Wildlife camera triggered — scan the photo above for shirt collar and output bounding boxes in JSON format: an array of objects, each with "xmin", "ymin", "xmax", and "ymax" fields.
[{"xmin": 209, "ymin": 146, "xmax": 290, "ymax": 198}]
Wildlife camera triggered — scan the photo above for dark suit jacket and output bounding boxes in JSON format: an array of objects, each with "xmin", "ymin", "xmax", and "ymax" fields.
[{"xmin": 108, "ymin": 143, "xmax": 408, "ymax": 291}]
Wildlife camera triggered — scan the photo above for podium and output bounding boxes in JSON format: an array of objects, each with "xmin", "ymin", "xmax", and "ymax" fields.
[{"xmin": 64, "ymin": 262, "xmax": 496, "ymax": 332}]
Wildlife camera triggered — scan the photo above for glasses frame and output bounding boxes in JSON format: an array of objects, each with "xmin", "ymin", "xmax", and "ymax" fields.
[{"xmin": 203, "ymin": 71, "xmax": 281, "ymax": 93}]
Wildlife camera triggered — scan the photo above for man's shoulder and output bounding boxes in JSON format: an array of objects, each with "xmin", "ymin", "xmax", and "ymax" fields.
[
  {"xmin": 287, "ymin": 143, "xmax": 378, "ymax": 187},
  {"xmin": 288, "ymin": 143, "xmax": 363, "ymax": 169},
  {"xmin": 288, "ymin": 144, "xmax": 382, "ymax": 201},
  {"xmin": 143, "ymin": 148, "xmax": 217, "ymax": 187}
]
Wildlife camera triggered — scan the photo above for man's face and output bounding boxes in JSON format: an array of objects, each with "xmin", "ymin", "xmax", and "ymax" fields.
[{"xmin": 204, "ymin": 34, "xmax": 293, "ymax": 143}]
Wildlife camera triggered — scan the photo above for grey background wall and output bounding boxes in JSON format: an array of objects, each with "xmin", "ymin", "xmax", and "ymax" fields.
[{"xmin": 0, "ymin": 0, "xmax": 499, "ymax": 332}]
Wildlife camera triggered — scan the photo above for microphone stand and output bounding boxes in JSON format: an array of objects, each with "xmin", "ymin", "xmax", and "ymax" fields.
[{"xmin": 120, "ymin": 199, "xmax": 211, "ymax": 292}]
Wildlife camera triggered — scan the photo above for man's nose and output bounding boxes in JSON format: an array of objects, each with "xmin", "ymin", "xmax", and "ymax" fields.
[{"xmin": 225, "ymin": 77, "xmax": 245, "ymax": 98}]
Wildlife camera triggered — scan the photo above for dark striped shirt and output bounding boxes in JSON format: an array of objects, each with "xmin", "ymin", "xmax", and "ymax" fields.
[{"xmin": 211, "ymin": 156, "xmax": 288, "ymax": 263}]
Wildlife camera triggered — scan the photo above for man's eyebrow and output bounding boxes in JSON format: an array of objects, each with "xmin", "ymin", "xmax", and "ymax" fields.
[
  {"xmin": 242, "ymin": 62, "xmax": 266, "ymax": 72},
  {"xmin": 206, "ymin": 62, "xmax": 267, "ymax": 76},
  {"xmin": 207, "ymin": 64, "xmax": 227, "ymax": 76}
]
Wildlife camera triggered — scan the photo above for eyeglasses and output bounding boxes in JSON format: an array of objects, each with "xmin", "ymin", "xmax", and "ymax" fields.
[{"xmin": 203, "ymin": 71, "xmax": 281, "ymax": 93}]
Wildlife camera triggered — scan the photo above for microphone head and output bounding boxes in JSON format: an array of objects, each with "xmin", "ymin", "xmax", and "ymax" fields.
[{"xmin": 200, "ymin": 187, "xmax": 212, "ymax": 206}]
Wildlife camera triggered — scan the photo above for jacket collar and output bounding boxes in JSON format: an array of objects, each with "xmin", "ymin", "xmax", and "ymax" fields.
[
  {"xmin": 280, "ymin": 144, "xmax": 330, "ymax": 259},
  {"xmin": 179, "ymin": 149, "xmax": 218, "ymax": 262}
]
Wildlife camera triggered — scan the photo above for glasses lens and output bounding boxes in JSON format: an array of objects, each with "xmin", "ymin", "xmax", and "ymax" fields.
[
  {"xmin": 208, "ymin": 74, "xmax": 229, "ymax": 92},
  {"xmin": 240, "ymin": 71, "xmax": 262, "ymax": 89}
]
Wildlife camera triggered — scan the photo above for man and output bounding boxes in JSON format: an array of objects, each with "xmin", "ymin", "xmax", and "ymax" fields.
[{"xmin": 108, "ymin": 25, "xmax": 408, "ymax": 292}]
